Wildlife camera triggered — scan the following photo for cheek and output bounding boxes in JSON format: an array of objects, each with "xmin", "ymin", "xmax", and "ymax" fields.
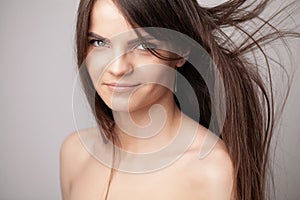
[
  {"xmin": 133, "ymin": 59, "xmax": 176, "ymax": 90},
  {"xmin": 85, "ymin": 49, "xmax": 112, "ymax": 87},
  {"xmin": 127, "ymin": 62, "xmax": 175, "ymax": 106}
]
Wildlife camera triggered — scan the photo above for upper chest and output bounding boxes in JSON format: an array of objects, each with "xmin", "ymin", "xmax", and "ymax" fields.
[{"xmin": 69, "ymin": 156, "xmax": 203, "ymax": 200}]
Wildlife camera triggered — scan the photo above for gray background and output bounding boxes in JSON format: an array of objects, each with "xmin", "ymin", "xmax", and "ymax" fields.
[{"xmin": 0, "ymin": 0, "xmax": 299, "ymax": 199}]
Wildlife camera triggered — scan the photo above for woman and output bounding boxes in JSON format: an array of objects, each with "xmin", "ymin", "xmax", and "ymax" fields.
[{"xmin": 60, "ymin": 0, "xmax": 299, "ymax": 199}]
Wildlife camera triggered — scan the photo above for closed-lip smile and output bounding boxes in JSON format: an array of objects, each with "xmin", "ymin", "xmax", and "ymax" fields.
[{"xmin": 104, "ymin": 82, "xmax": 141, "ymax": 92}]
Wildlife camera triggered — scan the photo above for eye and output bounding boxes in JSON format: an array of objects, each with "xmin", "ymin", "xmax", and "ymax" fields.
[
  {"xmin": 135, "ymin": 42, "xmax": 157, "ymax": 50},
  {"xmin": 88, "ymin": 39, "xmax": 110, "ymax": 48}
]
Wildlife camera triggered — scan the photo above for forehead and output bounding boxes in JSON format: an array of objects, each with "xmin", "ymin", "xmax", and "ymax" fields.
[{"xmin": 89, "ymin": 0, "xmax": 133, "ymax": 39}]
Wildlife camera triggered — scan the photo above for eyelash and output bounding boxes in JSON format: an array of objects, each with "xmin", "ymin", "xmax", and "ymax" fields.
[
  {"xmin": 88, "ymin": 39, "xmax": 109, "ymax": 48},
  {"xmin": 88, "ymin": 39, "xmax": 157, "ymax": 50},
  {"xmin": 135, "ymin": 42, "xmax": 157, "ymax": 50}
]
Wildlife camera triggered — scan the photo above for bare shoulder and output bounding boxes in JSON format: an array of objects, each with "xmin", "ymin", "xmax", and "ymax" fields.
[
  {"xmin": 60, "ymin": 130, "xmax": 90, "ymax": 166},
  {"xmin": 185, "ymin": 129, "xmax": 235, "ymax": 200},
  {"xmin": 60, "ymin": 127, "xmax": 102, "ymax": 164},
  {"xmin": 200, "ymin": 140, "xmax": 233, "ymax": 188},
  {"xmin": 59, "ymin": 130, "xmax": 91, "ymax": 199}
]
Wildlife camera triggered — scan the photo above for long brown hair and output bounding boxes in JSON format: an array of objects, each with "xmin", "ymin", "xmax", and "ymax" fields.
[{"xmin": 75, "ymin": 0, "xmax": 299, "ymax": 199}]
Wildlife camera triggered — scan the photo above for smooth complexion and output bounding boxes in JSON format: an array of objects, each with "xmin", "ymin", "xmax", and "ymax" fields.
[{"xmin": 60, "ymin": 0, "xmax": 234, "ymax": 199}]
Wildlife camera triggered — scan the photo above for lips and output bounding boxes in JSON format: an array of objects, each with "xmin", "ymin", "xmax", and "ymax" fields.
[{"xmin": 104, "ymin": 82, "xmax": 141, "ymax": 92}]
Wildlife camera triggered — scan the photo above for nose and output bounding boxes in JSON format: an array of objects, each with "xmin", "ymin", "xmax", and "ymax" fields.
[{"xmin": 107, "ymin": 53, "xmax": 133, "ymax": 77}]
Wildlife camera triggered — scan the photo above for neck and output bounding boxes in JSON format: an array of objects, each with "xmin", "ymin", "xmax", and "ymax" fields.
[{"xmin": 112, "ymin": 98, "xmax": 182, "ymax": 153}]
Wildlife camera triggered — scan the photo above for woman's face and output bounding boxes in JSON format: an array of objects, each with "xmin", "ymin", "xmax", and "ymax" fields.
[{"xmin": 86, "ymin": 0, "xmax": 184, "ymax": 112}]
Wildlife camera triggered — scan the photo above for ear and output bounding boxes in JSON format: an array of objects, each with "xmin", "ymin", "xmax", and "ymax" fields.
[
  {"xmin": 175, "ymin": 58, "xmax": 187, "ymax": 68},
  {"xmin": 175, "ymin": 49, "xmax": 190, "ymax": 68}
]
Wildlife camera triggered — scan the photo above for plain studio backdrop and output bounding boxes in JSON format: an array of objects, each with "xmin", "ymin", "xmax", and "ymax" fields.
[{"xmin": 0, "ymin": 0, "xmax": 299, "ymax": 199}]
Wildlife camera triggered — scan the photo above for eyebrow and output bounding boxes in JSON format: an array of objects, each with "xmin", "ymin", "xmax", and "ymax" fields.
[
  {"xmin": 88, "ymin": 32, "xmax": 107, "ymax": 41},
  {"xmin": 127, "ymin": 35, "xmax": 157, "ymax": 45},
  {"xmin": 88, "ymin": 32, "xmax": 157, "ymax": 44}
]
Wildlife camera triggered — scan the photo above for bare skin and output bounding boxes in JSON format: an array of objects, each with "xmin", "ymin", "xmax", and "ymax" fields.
[
  {"xmin": 60, "ymin": 121, "xmax": 234, "ymax": 200},
  {"xmin": 61, "ymin": 0, "xmax": 235, "ymax": 199}
]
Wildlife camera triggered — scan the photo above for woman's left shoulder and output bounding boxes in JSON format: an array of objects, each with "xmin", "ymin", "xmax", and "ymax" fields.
[{"xmin": 184, "ymin": 130, "xmax": 235, "ymax": 199}]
